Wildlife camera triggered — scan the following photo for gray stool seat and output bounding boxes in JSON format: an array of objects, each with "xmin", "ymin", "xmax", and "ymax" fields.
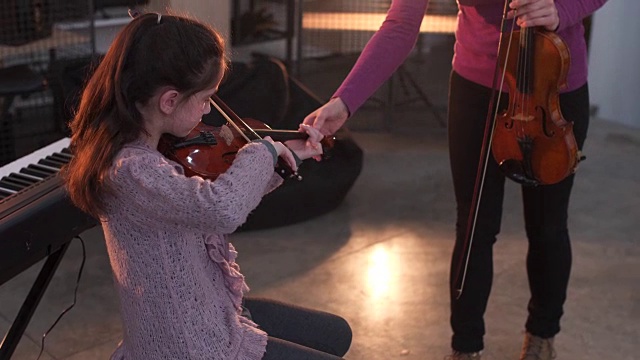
[{"xmin": 0, "ymin": 64, "xmax": 48, "ymax": 166}]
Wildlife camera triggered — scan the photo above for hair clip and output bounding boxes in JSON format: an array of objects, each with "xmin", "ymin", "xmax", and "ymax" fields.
[
  {"xmin": 128, "ymin": 8, "xmax": 141, "ymax": 19},
  {"xmin": 156, "ymin": 14, "xmax": 162, "ymax": 24}
]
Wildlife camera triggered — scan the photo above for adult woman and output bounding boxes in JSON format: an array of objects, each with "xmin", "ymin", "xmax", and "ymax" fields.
[{"xmin": 303, "ymin": 1, "xmax": 607, "ymax": 358}]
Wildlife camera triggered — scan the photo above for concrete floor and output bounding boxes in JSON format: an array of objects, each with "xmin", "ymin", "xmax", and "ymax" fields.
[{"xmin": 1, "ymin": 39, "xmax": 639, "ymax": 360}]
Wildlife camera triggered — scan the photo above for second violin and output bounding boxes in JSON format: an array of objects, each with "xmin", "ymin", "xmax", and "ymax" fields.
[{"xmin": 491, "ymin": 26, "xmax": 581, "ymax": 186}]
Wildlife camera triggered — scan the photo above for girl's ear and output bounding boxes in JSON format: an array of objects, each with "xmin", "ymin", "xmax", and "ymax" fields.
[{"xmin": 158, "ymin": 89, "xmax": 180, "ymax": 115}]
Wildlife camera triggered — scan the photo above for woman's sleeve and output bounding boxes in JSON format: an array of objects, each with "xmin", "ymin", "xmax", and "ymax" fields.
[
  {"xmin": 333, "ymin": 0, "xmax": 430, "ymax": 114},
  {"xmin": 112, "ymin": 142, "xmax": 282, "ymax": 234},
  {"xmin": 555, "ymin": 0, "xmax": 608, "ymax": 32}
]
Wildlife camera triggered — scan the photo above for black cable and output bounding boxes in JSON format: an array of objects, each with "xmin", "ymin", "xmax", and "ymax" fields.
[{"xmin": 35, "ymin": 235, "xmax": 86, "ymax": 360}]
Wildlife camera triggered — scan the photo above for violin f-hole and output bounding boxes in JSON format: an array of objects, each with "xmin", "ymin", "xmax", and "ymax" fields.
[{"xmin": 536, "ymin": 105, "xmax": 555, "ymax": 137}]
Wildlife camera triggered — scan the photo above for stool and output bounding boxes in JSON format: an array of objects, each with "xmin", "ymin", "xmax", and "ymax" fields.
[{"xmin": 0, "ymin": 64, "xmax": 47, "ymax": 165}]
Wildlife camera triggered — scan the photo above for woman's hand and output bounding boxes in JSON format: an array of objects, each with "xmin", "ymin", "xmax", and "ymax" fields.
[
  {"xmin": 285, "ymin": 124, "xmax": 324, "ymax": 162},
  {"xmin": 507, "ymin": 0, "xmax": 560, "ymax": 31},
  {"xmin": 302, "ymin": 97, "xmax": 349, "ymax": 136}
]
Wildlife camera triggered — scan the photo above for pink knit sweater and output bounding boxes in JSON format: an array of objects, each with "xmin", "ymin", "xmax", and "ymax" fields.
[{"xmin": 101, "ymin": 140, "xmax": 282, "ymax": 359}]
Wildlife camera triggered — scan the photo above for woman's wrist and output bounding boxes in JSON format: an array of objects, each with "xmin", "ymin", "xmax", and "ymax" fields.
[{"xmin": 330, "ymin": 96, "xmax": 351, "ymax": 118}]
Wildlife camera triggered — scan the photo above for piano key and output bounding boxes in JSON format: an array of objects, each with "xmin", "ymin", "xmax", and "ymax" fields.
[
  {"xmin": 50, "ymin": 153, "xmax": 71, "ymax": 163},
  {"xmin": 0, "ymin": 180, "xmax": 23, "ymax": 192},
  {"xmin": 3, "ymin": 175, "xmax": 34, "ymax": 188},
  {"xmin": 23, "ymin": 165, "xmax": 54, "ymax": 178},
  {"xmin": 32, "ymin": 163, "xmax": 60, "ymax": 174},
  {"xmin": 20, "ymin": 168, "xmax": 48, "ymax": 179},
  {"xmin": 0, "ymin": 188, "xmax": 15, "ymax": 198},
  {"xmin": 13, "ymin": 172, "xmax": 43, "ymax": 182},
  {"xmin": 8, "ymin": 173, "xmax": 39, "ymax": 186},
  {"xmin": 38, "ymin": 158, "xmax": 64, "ymax": 169},
  {"xmin": 44, "ymin": 156, "xmax": 67, "ymax": 167}
]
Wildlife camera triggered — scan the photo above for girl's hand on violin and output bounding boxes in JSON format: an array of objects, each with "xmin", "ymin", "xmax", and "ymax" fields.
[
  {"xmin": 263, "ymin": 136, "xmax": 298, "ymax": 172},
  {"xmin": 285, "ymin": 124, "xmax": 324, "ymax": 162},
  {"xmin": 507, "ymin": 0, "xmax": 560, "ymax": 32},
  {"xmin": 302, "ymin": 97, "xmax": 349, "ymax": 136}
]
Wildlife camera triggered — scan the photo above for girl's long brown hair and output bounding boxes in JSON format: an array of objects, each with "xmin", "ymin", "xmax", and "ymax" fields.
[{"xmin": 64, "ymin": 13, "xmax": 226, "ymax": 218}]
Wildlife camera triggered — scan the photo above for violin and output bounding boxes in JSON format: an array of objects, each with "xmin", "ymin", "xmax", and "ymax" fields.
[
  {"xmin": 453, "ymin": 0, "xmax": 582, "ymax": 298},
  {"xmin": 158, "ymin": 94, "xmax": 334, "ymax": 180},
  {"xmin": 491, "ymin": 26, "xmax": 580, "ymax": 186}
]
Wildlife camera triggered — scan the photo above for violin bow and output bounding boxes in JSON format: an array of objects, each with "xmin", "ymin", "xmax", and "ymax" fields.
[{"xmin": 451, "ymin": 0, "xmax": 517, "ymax": 299}]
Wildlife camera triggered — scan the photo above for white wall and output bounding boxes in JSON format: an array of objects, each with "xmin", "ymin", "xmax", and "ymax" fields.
[
  {"xmin": 165, "ymin": 0, "xmax": 230, "ymax": 44},
  {"xmin": 588, "ymin": 0, "xmax": 640, "ymax": 128},
  {"xmin": 93, "ymin": 1, "xmax": 231, "ymax": 54}
]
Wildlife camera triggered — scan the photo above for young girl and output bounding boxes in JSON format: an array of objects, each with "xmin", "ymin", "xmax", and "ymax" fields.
[{"xmin": 64, "ymin": 12, "xmax": 351, "ymax": 360}]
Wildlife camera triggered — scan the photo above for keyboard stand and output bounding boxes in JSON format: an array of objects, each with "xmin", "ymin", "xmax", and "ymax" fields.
[{"xmin": 0, "ymin": 241, "xmax": 70, "ymax": 360}]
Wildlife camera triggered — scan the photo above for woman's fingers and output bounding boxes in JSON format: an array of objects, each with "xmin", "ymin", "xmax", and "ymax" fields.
[
  {"xmin": 507, "ymin": 0, "xmax": 559, "ymax": 31},
  {"xmin": 300, "ymin": 123, "xmax": 324, "ymax": 144}
]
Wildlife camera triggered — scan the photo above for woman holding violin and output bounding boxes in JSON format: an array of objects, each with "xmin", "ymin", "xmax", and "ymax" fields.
[
  {"xmin": 303, "ymin": 0, "xmax": 607, "ymax": 358},
  {"xmin": 64, "ymin": 12, "xmax": 352, "ymax": 360}
]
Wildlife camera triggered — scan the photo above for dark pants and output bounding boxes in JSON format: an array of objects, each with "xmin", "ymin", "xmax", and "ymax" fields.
[
  {"xmin": 243, "ymin": 297, "xmax": 352, "ymax": 359},
  {"xmin": 447, "ymin": 71, "xmax": 590, "ymax": 353}
]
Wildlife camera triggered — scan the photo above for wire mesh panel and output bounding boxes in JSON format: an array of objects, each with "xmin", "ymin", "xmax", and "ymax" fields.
[
  {"xmin": 298, "ymin": 0, "xmax": 458, "ymax": 59},
  {"xmin": 298, "ymin": 0, "xmax": 390, "ymax": 59},
  {"xmin": 0, "ymin": 0, "xmax": 94, "ymax": 165}
]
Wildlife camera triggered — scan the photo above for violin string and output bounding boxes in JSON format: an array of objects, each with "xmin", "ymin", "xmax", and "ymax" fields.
[
  {"xmin": 519, "ymin": 27, "xmax": 527, "ymax": 139},
  {"xmin": 525, "ymin": 28, "xmax": 532, "ymax": 136}
]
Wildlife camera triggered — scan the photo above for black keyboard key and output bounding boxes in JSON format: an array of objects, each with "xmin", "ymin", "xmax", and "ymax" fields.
[
  {"xmin": 57, "ymin": 150, "xmax": 73, "ymax": 158},
  {"xmin": 0, "ymin": 179, "xmax": 23, "ymax": 192},
  {"xmin": 33, "ymin": 163, "xmax": 60, "ymax": 173},
  {"xmin": 4, "ymin": 175, "xmax": 33, "ymax": 188},
  {"xmin": 39, "ymin": 159, "xmax": 64, "ymax": 169},
  {"xmin": 8, "ymin": 173, "xmax": 39, "ymax": 186},
  {"xmin": 20, "ymin": 168, "xmax": 46, "ymax": 180},
  {"xmin": 0, "ymin": 188, "xmax": 14, "ymax": 198},
  {"xmin": 50, "ymin": 153, "xmax": 71, "ymax": 163},
  {"xmin": 14, "ymin": 171, "xmax": 42, "ymax": 182},
  {"xmin": 43, "ymin": 156, "xmax": 66, "ymax": 167},
  {"xmin": 25, "ymin": 165, "xmax": 55, "ymax": 178}
]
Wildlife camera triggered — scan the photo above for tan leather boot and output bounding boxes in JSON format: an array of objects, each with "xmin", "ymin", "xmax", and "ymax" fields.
[
  {"xmin": 520, "ymin": 332, "xmax": 556, "ymax": 360},
  {"xmin": 444, "ymin": 351, "xmax": 482, "ymax": 360}
]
